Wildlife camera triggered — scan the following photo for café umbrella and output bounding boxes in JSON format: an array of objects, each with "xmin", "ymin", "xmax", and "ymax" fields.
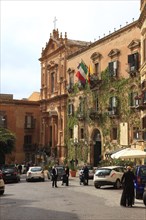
[{"xmin": 111, "ymin": 148, "xmax": 146, "ymax": 159}]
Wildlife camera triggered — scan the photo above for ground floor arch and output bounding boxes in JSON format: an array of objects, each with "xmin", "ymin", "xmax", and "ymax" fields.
[{"xmin": 91, "ymin": 128, "xmax": 102, "ymax": 167}]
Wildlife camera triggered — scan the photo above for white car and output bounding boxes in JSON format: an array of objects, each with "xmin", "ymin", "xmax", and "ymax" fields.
[
  {"xmin": 93, "ymin": 166, "xmax": 126, "ymax": 189},
  {"xmin": 0, "ymin": 170, "xmax": 5, "ymax": 195},
  {"xmin": 26, "ymin": 167, "xmax": 45, "ymax": 182}
]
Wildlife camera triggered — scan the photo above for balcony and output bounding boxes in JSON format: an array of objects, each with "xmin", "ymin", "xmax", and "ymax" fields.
[
  {"xmin": 67, "ymin": 84, "xmax": 74, "ymax": 93},
  {"xmin": 134, "ymin": 94, "xmax": 146, "ymax": 110},
  {"xmin": 89, "ymin": 74, "xmax": 102, "ymax": 89},
  {"xmin": 88, "ymin": 108, "xmax": 101, "ymax": 120},
  {"xmin": 127, "ymin": 66, "xmax": 139, "ymax": 77},
  {"xmin": 108, "ymin": 107, "xmax": 119, "ymax": 118},
  {"xmin": 76, "ymin": 112, "xmax": 85, "ymax": 121}
]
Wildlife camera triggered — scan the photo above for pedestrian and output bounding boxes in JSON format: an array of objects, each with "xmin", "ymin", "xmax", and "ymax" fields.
[
  {"xmin": 120, "ymin": 166, "xmax": 135, "ymax": 207},
  {"xmin": 83, "ymin": 164, "xmax": 89, "ymax": 185},
  {"xmin": 51, "ymin": 165, "xmax": 58, "ymax": 188},
  {"xmin": 18, "ymin": 164, "xmax": 22, "ymax": 174},
  {"xmin": 65, "ymin": 164, "xmax": 69, "ymax": 186}
]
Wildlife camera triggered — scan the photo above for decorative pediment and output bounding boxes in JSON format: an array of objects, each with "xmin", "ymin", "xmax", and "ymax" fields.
[
  {"xmin": 47, "ymin": 61, "xmax": 58, "ymax": 70},
  {"xmin": 42, "ymin": 37, "xmax": 60, "ymax": 57},
  {"xmin": 128, "ymin": 39, "xmax": 140, "ymax": 50},
  {"xmin": 90, "ymin": 52, "xmax": 102, "ymax": 61},
  {"xmin": 108, "ymin": 49, "xmax": 120, "ymax": 58},
  {"xmin": 67, "ymin": 68, "xmax": 75, "ymax": 73}
]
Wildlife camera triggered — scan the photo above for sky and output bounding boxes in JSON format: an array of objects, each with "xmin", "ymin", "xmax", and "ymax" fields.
[{"xmin": 1, "ymin": 0, "xmax": 140, "ymax": 100}]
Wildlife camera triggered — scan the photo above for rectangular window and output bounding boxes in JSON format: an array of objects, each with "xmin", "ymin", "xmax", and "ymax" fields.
[
  {"xmin": 143, "ymin": 38, "xmax": 146, "ymax": 62},
  {"xmin": 80, "ymin": 128, "xmax": 84, "ymax": 139},
  {"xmin": 133, "ymin": 127, "xmax": 140, "ymax": 140},
  {"xmin": 25, "ymin": 115, "xmax": 35, "ymax": 129},
  {"xmin": 112, "ymin": 127, "xmax": 117, "ymax": 140},
  {"xmin": 129, "ymin": 92, "xmax": 138, "ymax": 107},
  {"xmin": 68, "ymin": 104, "xmax": 74, "ymax": 115},
  {"xmin": 108, "ymin": 61, "xmax": 118, "ymax": 77},
  {"xmin": 69, "ymin": 73, "xmax": 74, "ymax": 88},
  {"xmin": 79, "ymin": 99, "xmax": 85, "ymax": 113},
  {"xmin": 0, "ymin": 112, "xmax": 7, "ymax": 128},
  {"xmin": 49, "ymin": 126, "xmax": 52, "ymax": 147},
  {"xmin": 109, "ymin": 96, "xmax": 118, "ymax": 108},
  {"xmin": 142, "ymin": 116, "xmax": 146, "ymax": 129},
  {"xmin": 144, "ymin": 91, "xmax": 146, "ymax": 103},
  {"xmin": 128, "ymin": 53, "xmax": 139, "ymax": 72},
  {"xmin": 51, "ymin": 72, "xmax": 55, "ymax": 93},
  {"xmin": 95, "ymin": 63, "xmax": 99, "ymax": 74},
  {"xmin": 95, "ymin": 97, "xmax": 99, "ymax": 111},
  {"xmin": 69, "ymin": 128, "xmax": 73, "ymax": 138}
]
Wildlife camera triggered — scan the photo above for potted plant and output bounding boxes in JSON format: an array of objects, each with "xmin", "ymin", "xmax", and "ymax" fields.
[{"xmin": 69, "ymin": 162, "xmax": 77, "ymax": 177}]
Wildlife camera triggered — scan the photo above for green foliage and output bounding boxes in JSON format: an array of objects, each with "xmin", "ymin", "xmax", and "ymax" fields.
[
  {"xmin": 66, "ymin": 67, "xmax": 141, "ymax": 162},
  {"xmin": 69, "ymin": 162, "xmax": 77, "ymax": 171},
  {"xmin": 0, "ymin": 128, "xmax": 16, "ymax": 154},
  {"xmin": 98, "ymin": 158, "xmax": 135, "ymax": 167}
]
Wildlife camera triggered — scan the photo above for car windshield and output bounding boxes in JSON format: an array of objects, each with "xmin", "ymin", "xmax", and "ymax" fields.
[
  {"xmin": 57, "ymin": 167, "xmax": 65, "ymax": 174},
  {"xmin": 30, "ymin": 167, "xmax": 42, "ymax": 172},
  {"xmin": 2, "ymin": 168, "xmax": 16, "ymax": 172},
  {"xmin": 95, "ymin": 168, "xmax": 112, "ymax": 176}
]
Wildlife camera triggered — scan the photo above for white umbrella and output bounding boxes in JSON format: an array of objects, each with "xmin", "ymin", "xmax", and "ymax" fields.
[
  {"xmin": 111, "ymin": 148, "xmax": 146, "ymax": 159},
  {"xmin": 111, "ymin": 148, "xmax": 130, "ymax": 159},
  {"xmin": 119, "ymin": 149, "xmax": 146, "ymax": 159}
]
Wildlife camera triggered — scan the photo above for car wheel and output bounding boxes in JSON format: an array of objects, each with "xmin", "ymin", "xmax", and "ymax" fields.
[
  {"xmin": 135, "ymin": 190, "xmax": 142, "ymax": 199},
  {"xmin": 42, "ymin": 178, "xmax": 45, "ymax": 182},
  {"xmin": 114, "ymin": 179, "xmax": 121, "ymax": 189},
  {"xmin": 94, "ymin": 183, "xmax": 100, "ymax": 189}
]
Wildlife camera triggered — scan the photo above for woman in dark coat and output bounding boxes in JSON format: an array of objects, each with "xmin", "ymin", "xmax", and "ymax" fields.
[
  {"xmin": 83, "ymin": 164, "xmax": 89, "ymax": 185},
  {"xmin": 120, "ymin": 166, "xmax": 135, "ymax": 207},
  {"xmin": 65, "ymin": 165, "xmax": 69, "ymax": 186}
]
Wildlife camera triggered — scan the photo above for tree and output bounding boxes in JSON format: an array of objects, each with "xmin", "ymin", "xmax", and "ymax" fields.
[{"xmin": 0, "ymin": 128, "xmax": 16, "ymax": 164}]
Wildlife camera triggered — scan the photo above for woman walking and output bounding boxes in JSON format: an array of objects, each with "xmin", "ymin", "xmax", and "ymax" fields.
[{"xmin": 120, "ymin": 166, "xmax": 135, "ymax": 207}]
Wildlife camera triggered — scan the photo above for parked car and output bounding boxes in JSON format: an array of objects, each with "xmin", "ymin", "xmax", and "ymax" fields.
[
  {"xmin": 79, "ymin": 165, "xmax": 94, "ymax": 179},
  {"xmin": 0, "ymin": 170, "xmax": 5, "ymax": 195},
  {"xmin": 93, "ymin": 166, "xmax": 126, "ymax": 189},
  {"xmin": 2, "ymin": 166, "xmax": 20, "ymax": 183},
  {"xmin": 26, "ymin": 166, "xmax": 45, "ymax": 182},
  {"xmin": 48, "ymin": 165, "xmax": 65, "ymax": 181},
  {"xmin": 134, "ymin": 165, "xmax": 146, "ymax": 199}
]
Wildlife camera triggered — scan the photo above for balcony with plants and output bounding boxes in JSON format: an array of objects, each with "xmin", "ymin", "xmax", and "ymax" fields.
[{"xmin": 88, "ymin": 107, "xmax": 102, "ymax": 120}]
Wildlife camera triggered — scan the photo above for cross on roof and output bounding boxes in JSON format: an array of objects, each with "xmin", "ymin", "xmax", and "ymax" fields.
[{"xmin": 53, "ymin": 16, "xmax": 57, "ymax": 30}]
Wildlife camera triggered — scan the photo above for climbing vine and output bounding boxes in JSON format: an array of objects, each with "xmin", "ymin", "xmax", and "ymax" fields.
[{"xmin": 65, "ymin": 68, "xmax": 141, "ymax": 162}]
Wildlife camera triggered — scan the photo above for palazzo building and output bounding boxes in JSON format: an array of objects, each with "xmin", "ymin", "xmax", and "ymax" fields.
[{"xmin": 39, "ymin": 29, "xmax": 90, "ymax": 162}]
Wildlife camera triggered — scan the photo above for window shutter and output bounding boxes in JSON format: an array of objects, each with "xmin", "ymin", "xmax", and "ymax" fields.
[
  {"xmin": 142, "ymin": 116, "xmax": 146, "ymax": 129},
  {"xmin": 128, "ymin": 54, "xmax": 134, "ymax": 64},
  {"xmin": 134, "ymin": 52, "xmax": 139, "ymax": 71},
  {"xmin": 108, "ymin": 62, "xmax": 113, "ymax": 76},
  {"xmin": 113, "ymin": 60, "xmax": 118, "ymax": 76}
]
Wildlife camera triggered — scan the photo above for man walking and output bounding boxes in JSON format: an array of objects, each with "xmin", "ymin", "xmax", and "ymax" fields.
[{"xmin": 51, "ymin": 165, "xmax": 58, "ymax": 188}]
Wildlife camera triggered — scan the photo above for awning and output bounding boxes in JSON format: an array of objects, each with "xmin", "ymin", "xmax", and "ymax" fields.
[{"xmin": 111, "ymin": 148, "xmax": 146, "ymax": 159}]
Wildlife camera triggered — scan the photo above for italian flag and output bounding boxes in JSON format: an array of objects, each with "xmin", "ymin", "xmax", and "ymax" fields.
[{"xmin": 76, "ymin": 61, "xmax": 88, "ymax": 84}]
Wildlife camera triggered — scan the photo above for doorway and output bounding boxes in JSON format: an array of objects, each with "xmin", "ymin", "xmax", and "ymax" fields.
[{"xmin": 92, "ymin": 129, "xmax": 102, "ymax": 167}]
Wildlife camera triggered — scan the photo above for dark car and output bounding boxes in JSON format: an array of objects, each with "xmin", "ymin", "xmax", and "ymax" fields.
[
  {"xmin": 134, "ymin": 165, "xmax": 146, "ymax": 199},
  {"xmin": 48, "ymin": 165, "xmax": 65, "ymax": 181},
  {"xmin": 2, "ymin": 166, "xmax": 20, "ymax": 183}
]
